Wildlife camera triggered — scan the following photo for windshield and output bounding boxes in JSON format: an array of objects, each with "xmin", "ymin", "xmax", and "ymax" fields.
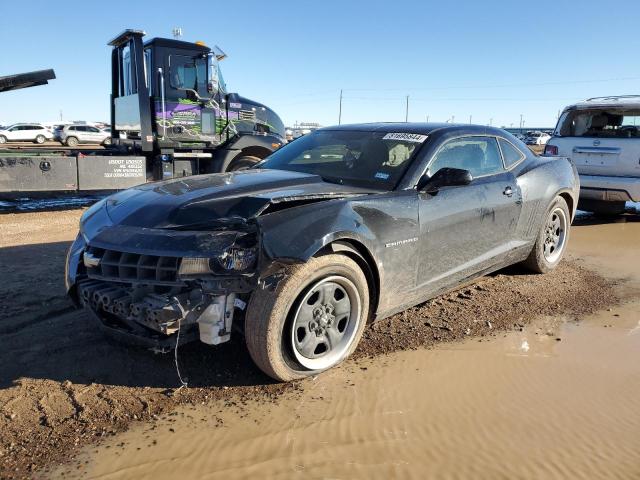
[
  {"xmin": 258, "ymin": 130, "xmax": 426, "ymax": 190},
  {"xmin": 555, "ymin": 108, "xmax": 640, "ymax": 138}
]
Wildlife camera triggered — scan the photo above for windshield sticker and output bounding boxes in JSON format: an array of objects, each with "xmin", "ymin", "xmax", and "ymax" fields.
[
  {"xmin": 383, "ymin": 132, "xmax": 428, "ymax": 143},
  {"xmin": 374, "ymin": 172, "xmax": 390, "ymax": 180}
]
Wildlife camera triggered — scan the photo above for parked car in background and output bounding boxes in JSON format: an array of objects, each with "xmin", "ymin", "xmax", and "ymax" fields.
[
  {"xmin": 512, "ymin": 132, "xmax": 526, "ymax": 141},
  {"xmin": 525, "ymin": 131, "xmax": 551, "ymax": 145},
  {"xmin": 66, "ymin": 123, "xmax": 579, "ymax": 381},
  {"xmin": 58, "ymin": 124, "xmax": 112, "ymax": 146},
  {"xmin": 545, "ymin": 95, "xmax": 640, "ymax": 215},
  {"xmin": 0, "ymin": 123, "xmax": 53, "ymax": 144}
]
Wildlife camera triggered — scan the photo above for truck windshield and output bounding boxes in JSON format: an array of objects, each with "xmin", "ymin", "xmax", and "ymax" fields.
[
  {"xmin": 257, "ymin": 130, "xmax": 426, "ymax": 190},
  {"xmin": 556, "ymin": 108, "xmax": 640, "ymax": 138}
]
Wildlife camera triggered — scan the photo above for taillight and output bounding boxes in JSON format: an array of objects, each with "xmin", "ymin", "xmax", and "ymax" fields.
[{"xmin": 544, "ymin": 144, "xmax": 558, "ymax": 155}]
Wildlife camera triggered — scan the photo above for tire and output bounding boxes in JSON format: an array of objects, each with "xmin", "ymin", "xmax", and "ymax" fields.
[
  {"xmin": 522, "ymin": 196, "xmax": 570, "ymax": 274},
  {"xmin": 66, "ymin": 136, "xmax": 79, "ymax": 147},
  {"xmin": 245, "ymin": 254, "xmax": 370, "ymax": 382},
  {"xmin": 226, "ymin": 155, "xmax": 261, "ymax": 172},
  {"xmin": 34, "ymin": 135, "xmax": 46, "ymax": 144},
  {"xmin": 102, "ymin": 137, "xmax": 112, "ymax": 146},
  {"xmin": 577, "ymin": 199, "xmax": 625, "ymax": 217},
  {"xmin": 0, "ymin": 135, "xmax": 6, "ymax": 144}
]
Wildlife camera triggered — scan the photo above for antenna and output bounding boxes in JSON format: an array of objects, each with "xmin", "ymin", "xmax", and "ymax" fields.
[{"xmin": 172, "ymin": 27, "xmax": 183, "ymax": 39}]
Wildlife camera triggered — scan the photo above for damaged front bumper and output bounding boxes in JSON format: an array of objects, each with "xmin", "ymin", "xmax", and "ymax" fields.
[{"xmin": 66, "ymin": 224, "xmax": 258, "ymax": 350}]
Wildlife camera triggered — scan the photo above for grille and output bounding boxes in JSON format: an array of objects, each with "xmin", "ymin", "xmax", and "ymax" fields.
[
  {"xmin": 84, "ymin": 246, "xmax": 181, "ymax": 285},
  {"xmin": 239, "ymin": 109, "xmax": 256, "ymax": 121}
]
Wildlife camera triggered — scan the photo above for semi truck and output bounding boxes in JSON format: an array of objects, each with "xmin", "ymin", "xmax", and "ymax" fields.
[{"xmin": 0, "ymin": 29, "xmax": 285, "ymax": 198}]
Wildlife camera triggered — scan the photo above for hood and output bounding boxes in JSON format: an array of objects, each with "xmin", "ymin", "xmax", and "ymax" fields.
[{"xmin": 102, "ymin": 169, "xmax": 373, "ymax": 229}]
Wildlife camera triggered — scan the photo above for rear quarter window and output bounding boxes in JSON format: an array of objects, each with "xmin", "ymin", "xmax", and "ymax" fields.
[{"xmin": 498, "ymin": 138, "xmax": 525, "ymax": 167}]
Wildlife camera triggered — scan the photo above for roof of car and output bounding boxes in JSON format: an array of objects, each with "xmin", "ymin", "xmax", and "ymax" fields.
[
  {"xmin": 317, "ymin": 122, "xmax": 507, "ymax": 136},
  {"xmin": 565, "ymin": 95, "xmax": 640, "ymax": 110}
]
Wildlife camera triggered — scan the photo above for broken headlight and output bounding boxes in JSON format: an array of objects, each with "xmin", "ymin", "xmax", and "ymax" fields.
[{"xmin": 178, "ymin": 247, "xmax": 257, "ymax": 276}]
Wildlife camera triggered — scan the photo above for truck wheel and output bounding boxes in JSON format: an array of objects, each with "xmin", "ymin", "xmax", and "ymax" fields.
[
  {"xmin": 102, "ymin": 137, "xmax": 112, "ymax": 146},
  {"xmin": 245, "ymin": 254, "xmax": 370, "ymax": 382},
  {"xmin": 522, "ymin": 196, "xmax": 570, "ymax": 274},
  {"xmin": 0, "ymin": 135, "xmax": 6, "ymax": 144},
  {"xmin": 227, "ymin": 155, "xmax": 261, "ymax": 171},
  {"xmin": 66, "ymin": 136, "xmax": 79, "ymax": 147},
  {"xmin": 35, "ymin": 135, "xmax": 46, "ymax": 144},
  {"xmin": 578, "ymin": 199, "xmax": 626, "ymax": 217}
]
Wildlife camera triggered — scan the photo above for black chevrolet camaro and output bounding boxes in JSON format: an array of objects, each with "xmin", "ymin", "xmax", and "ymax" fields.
[{"xmin": 66, "ymin": 123, "xmax": 579, "ymax": 381}]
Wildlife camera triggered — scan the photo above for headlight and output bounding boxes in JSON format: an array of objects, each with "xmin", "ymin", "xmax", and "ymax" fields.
[{"xmin": 178, "ymin": 247, "xmax": 257, "ymax": 276}]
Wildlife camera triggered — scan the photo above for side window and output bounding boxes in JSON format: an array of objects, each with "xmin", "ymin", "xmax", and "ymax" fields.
[
  {"xmin": 68, "ymin": 126, "xmax": 76, "ymax": 132},
  {"xmin": 498, "ymin": 138, "xmax": 525, "ymax": 168},
  {"xmin": 428, "ymin": 136, "xmax": 504, "ymax": 178},
  {"xmin": 76, "ymin": 126, "xmax": 87, "ymax": 132},
  {"xmin": 170, "ymin": 55, "xmax": 197, "ymax": 90},
  {"xmin": 88, "ymin": 127, "xmax": 100, "ymax": 133}
]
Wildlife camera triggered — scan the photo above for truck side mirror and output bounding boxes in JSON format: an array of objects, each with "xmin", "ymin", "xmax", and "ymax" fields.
[{"xmin": 419, "ymin": 167, "xmax": 473, "ymax": 193}]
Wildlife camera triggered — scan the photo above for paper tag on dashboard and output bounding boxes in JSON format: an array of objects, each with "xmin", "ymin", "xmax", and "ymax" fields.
[{"xmin": 383, "ymin": 133, "xmax": 428, "ymax": 143}]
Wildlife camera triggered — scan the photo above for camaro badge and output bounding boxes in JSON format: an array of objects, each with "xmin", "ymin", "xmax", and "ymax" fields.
[
  {"xmin": 385, "ymin": 237, "xmax": 418, "ymax": 248},
  {"xmin": 83, "ymin": 252, "xmax": 100, "ymax": 268}
]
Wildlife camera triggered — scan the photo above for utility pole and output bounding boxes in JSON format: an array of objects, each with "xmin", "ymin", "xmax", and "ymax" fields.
[
  {"xmin": 338, "ymin": 89, "xmax": 343, "ymax": 125},
  {"xmin": 519, "ymin": 114, "xmax": 523, "ymax": 133},
  {"xmin": 405, "ymin": 95, "xmax": 409, "ymax": 122},
  {"xmin": 451, "ymin": 115, "xmax": 455, "ymax": 123},
  {"xmin": 59, "ymin": 110, "xmax": 63, "ymax": 121},
  {"xmin": 426, "ymin": 115, "xmax": 430, "ymax": 123},
  {"xmin": 469, "ymin": 115, "xmax": 472, "ymax": 124},
  {"xmin": 489, "ymin": 117, "xmax": 493, "ymax": 126}
]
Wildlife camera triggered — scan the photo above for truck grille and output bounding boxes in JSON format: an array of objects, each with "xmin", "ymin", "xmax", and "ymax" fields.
[
  {"xmin": 239, "ymin": 109, "xmax": 256, "ymax": 121},
  {"xmin": 84, "ymin": 246, "xmax": 181, "ymax": 285}
]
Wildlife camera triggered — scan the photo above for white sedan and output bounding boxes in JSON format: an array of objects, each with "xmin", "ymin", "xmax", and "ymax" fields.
[
  {"xmin": 0, "ymin": 124, "xmax": 53, "ymax": 144},
  {"xmin": 525, "ymin": 131, "xmax": 551, "ymax": 145}
]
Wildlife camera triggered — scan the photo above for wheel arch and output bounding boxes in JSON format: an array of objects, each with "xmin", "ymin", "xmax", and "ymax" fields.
[{"xmin": 314, "ymin": 238, "xmax": 380, "ymax": 321}]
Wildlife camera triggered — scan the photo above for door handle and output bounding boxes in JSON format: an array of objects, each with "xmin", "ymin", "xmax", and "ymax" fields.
[{"xmin": 503, "ymin": 186, "xmax": 513, "ymax": 197}]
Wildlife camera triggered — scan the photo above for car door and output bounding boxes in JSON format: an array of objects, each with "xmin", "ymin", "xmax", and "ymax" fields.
[
  {"xmin": 416, "ymin": 135, "xmax": 522, "ymax": 296},
  {"xmin": 87, "ymin": 126, "xmax": 102, "ymax": 143}
]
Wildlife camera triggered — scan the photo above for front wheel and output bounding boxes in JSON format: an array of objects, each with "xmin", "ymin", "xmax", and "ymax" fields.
[
  {"xmin": 245, "ymin": 254, "xmax": 370, "ymax": 382},
  {"xmin": 34, "ymin": 135, "xmax": 46, "ymax": 144},
  {"xmin": 0, "ymin": 135, "xmax": 6, "ymax": 144},
  {"xmin": 102, "ymin": 137, "xmax": 112, "ymax": 146},
  {"xmin": 66, "ymin": 136, "xmax": 79, "ymax": 147},
  {"xmin": 522, "ymin": 196, "xmax": 570, "ymax": 274},
  {"xmin": 226, "ymin": 155, "xmax": 261, "ymax": 172}
]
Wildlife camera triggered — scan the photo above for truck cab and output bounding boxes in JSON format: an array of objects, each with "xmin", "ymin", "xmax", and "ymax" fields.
[{"xmin": 109, "ymin": 29, "xmax": 285, "ymax": 177}]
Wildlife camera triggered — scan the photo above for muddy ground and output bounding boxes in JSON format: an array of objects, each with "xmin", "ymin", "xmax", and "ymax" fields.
[{"xmin": 0, "ymin": 209, "xmax": 620, "ymax": 479}]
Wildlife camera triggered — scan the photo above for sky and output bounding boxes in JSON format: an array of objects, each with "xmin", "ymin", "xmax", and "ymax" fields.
[{"xmin": 2, "ymin": 0, "xmax": 640, "ymax": 129}]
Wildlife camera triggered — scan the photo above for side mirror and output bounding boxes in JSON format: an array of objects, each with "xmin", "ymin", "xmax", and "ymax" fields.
[{"xmin": 419, "ymin": 167, "xmax": 472, "ymax": 193}]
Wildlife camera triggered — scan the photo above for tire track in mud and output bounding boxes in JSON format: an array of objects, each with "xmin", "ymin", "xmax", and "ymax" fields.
[{"xmin": 0, "ymin": 260, "xmax": 620, "ymax": 479}]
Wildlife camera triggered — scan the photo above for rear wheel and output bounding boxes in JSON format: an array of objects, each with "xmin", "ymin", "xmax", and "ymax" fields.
[
  {"xmin": 102, "ymin": 137, "xmax": 112, "ymax": 146},
  {"xmin": 245, "ymin": 254, "xmax": 370, "ymax": 382},
  {"xmin": 226, "ymin": 155, "xmax": 261, "ymax": 172},
  {"xmin": 0, "ymin": 135, "xmax": 6, "ymax": 144},
  {"xmin": 522, "ymin": 196, "xmax": 570, "ymax": 273},
  {"xmin": 578, "ymin": 199, "xmax": 626, "ymax": 217},
  {"xmin": 34, "ymin": 135, "xmax": 45, "ymax": 144},
  {"xmin": 66, "ymin": 136, "xmax": 79, "ymax": 147}
]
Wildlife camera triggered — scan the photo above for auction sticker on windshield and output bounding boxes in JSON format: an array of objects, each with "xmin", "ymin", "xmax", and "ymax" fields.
[{"xmin": 383, "ymin": 133, "xmax": 428, "ymax": 143}]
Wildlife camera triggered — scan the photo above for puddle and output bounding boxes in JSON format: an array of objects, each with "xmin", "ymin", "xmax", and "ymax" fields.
[{"xmin": 58, "ymin": 299, "xmax": 640, "ymax": 480}]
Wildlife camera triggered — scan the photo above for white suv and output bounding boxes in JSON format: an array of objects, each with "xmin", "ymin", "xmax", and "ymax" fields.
[
  {"xmin": 545, "ymin": 96, "xmax": 640, "ymax": 215},
  {"xmin": 59, "ymin": 125, "xmax": 111, "ymax": 146},
  {"xmin": 0, "ymin": 124, "xmax": 53, "ymax": 144}
]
